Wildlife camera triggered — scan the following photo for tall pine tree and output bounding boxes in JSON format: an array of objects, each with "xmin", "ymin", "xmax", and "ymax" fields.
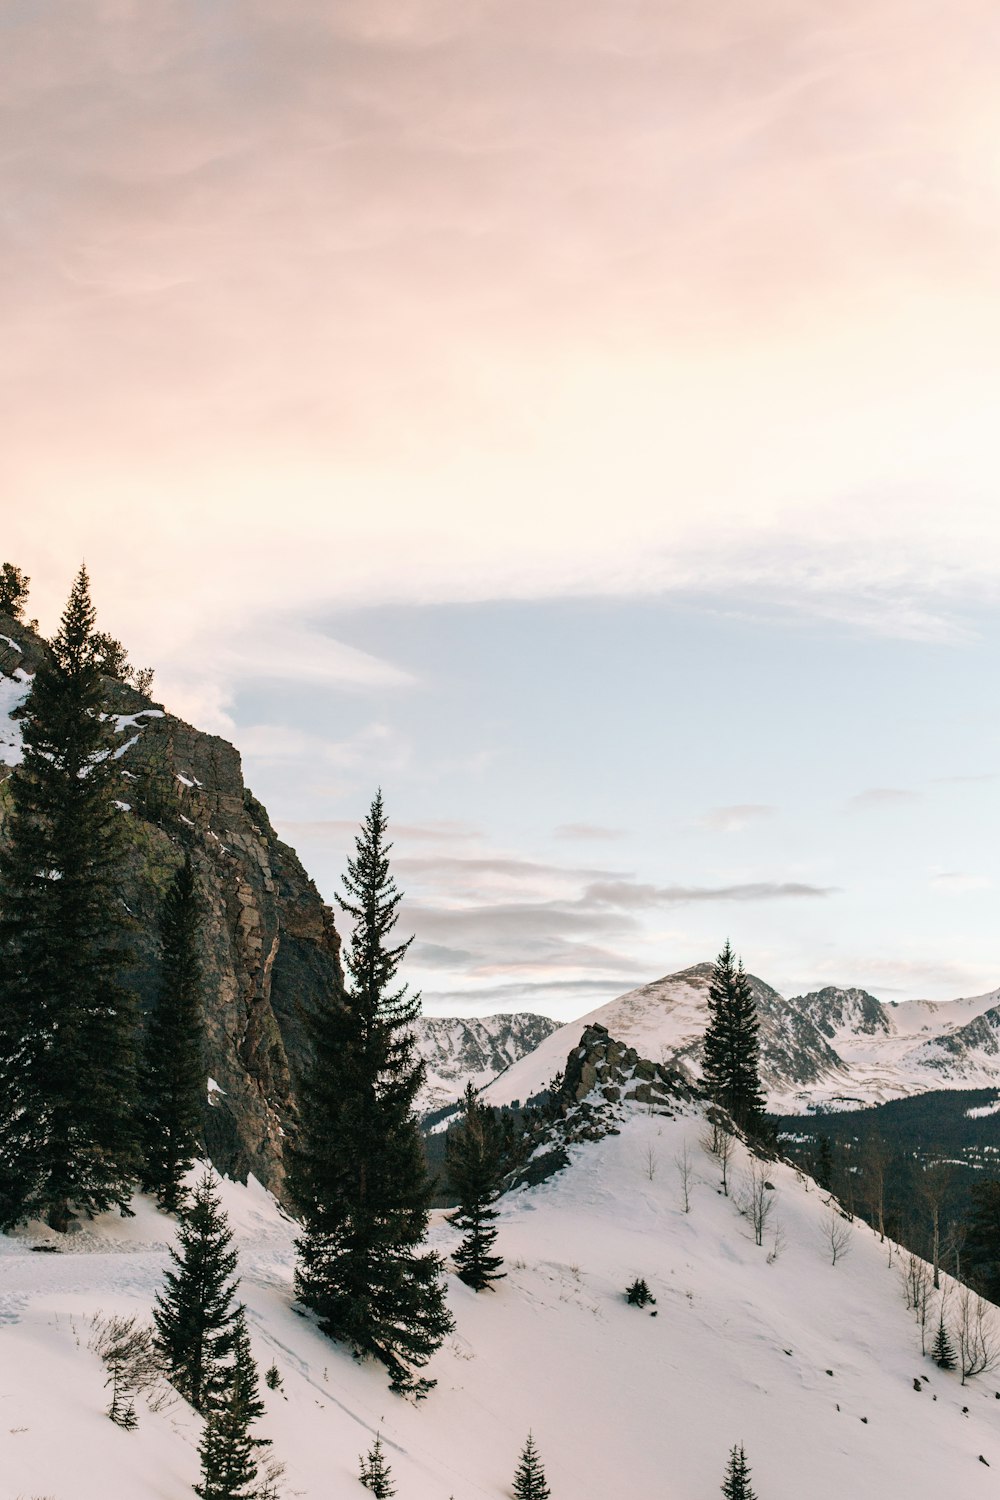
[
  {"xmin": 721, "ymin": 1444, "xmax": 757, "ymax": 1500},
  {"xmin": 701, "ymin": 942, "xmax": 766, "ymax": 1136},
  {"xmin": 140, "ymin": 851, "xmax": 205, "ymax": 1212},
  {"xmin": 288, "ymin": 790, "xmax": 453, "ymax": 1398},
  {"xmin": 446, "ymin": 1084, "xmax": 506, "ymax": 1291},
  {"xmin": 153, "ymin": 1170, "xmax": 240, "ymax": 1412},
  {"xmin": 0, "ymin": 565, "xmax": 139, "ymax": 1230}
]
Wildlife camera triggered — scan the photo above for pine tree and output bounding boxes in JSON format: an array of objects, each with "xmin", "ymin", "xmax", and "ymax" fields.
[
  {"xmin": 964, "ymin": 1178, "xmax": 1000, "ymax": 1302},
  {"xmin": 932, "ymin": 1315, "xmax": 957, "ymax": 1370},
  {"xmin": 721, "ymin": 1443, "xmax": 757, "ymax": 1500},
  {"xmin": 194, "ymin": 1362, "xmax": 260, "ymax": 1500},
  {"xmin": 0, "ymin": 562, "xmax": 30, "ymax": 620},
  {"xmin": 701, "ymin": 942, "xmax": 767, "ymax": 1136},
  {"xmin": 359, "ymin": 1433, "xmax": 396, "ymax": 1497},
  {"xmin": 0, "ymin": 565, "xmax": 139, "ymax": 1231},
  {"xmin": 446, "ymin": 1083, "xmax": 506, "ymax": 1291},
  {"xmin": 140, "ymin": 852, "xmax": 205, "ymax": 1212},
  {"xmin": 231, "ymin": 1305, "xmax": 268, "ymax": 1438},
  {"xmin": 288, "ymin": 791, "xmax": 453, "ymax": 1398},
  {"xmin": 512, "ymin": 1433, "xmax": 550, "ymax": 1500},
  {"xmin": 153, "ymin": 1170, "xmax": 240, "ymax": 1412}
]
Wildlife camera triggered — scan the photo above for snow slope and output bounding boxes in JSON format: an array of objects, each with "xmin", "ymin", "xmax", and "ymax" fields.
[{"xmin": 3, "ymin": 1104, "xmax": 999, "ymax": 1500}]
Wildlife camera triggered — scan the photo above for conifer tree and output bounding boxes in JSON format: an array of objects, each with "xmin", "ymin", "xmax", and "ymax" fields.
[
  {"xmin": 230, "ymin": 1305, "xmax": 268, "ymax": 1438},
  {"xmin": 153, "ymin": 1170, "xmax": 239, "ymax": 1412},
  {"xmin": 141, "ymin": 851, "xmax": 205, "ymax": 1211},
  {"xmin": 932, "ymin": 1315, "xmax": 957, "ymax": 1370},
  {"xmin": 0, "ymin": 562, "xmax": 30, "ymax": 620},
  {"xmin": 721, "ymin": 1443, "xmax": 757, "ymax": 1500},
  {"xmin": 446, "ymin": 1083, "xmax": 506, "ymax": 1291},
  {"xmin": 359, "ymin": 1433, "xmax": 396, "ymax": 1497},
  {"xmin": 512, "ymin": 1433, "xmax": 550, "ymax": 1500},
  {"xmin": 0, "ymin": 565, "xmax": 139, "ymax": 1230},
  {"xmin": 194, "ymin": 1361, "xmax": 261, "ymax": 1500},
  {"xmin": 701, "ymin": 942, "xmax": 767, "ymax": 1136},
  {"xmin": 288, "ymin": 791, "xmax": 453, "ymax": 1398}
]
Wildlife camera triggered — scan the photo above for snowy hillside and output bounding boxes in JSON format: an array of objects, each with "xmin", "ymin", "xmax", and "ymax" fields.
[
  {"xmin": 3, "ymin": 1097, "xmax": 999, "ymax": 1499},
  {"xmin": 482, "ymin": 967, "xmax": 1000, "ymax": 1115},
  {"xmin": 412, "ymin": 1013, "xmax": 561, "ymax": 1113}
]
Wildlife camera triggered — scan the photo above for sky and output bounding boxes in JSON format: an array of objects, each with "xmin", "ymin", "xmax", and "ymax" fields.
[{"xmin": 3, "ymin": 0, "xmax": 1000, "ymax": 1015}]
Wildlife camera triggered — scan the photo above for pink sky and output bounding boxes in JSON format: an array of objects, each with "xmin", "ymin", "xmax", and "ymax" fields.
[{"xmin": 2, "ymin": 0, "xmax": 999, "ymax": 719}]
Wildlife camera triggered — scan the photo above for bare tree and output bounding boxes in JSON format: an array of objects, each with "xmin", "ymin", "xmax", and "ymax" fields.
[
  {"xmin": 954, "ymin": 1286, "xmax": 1000, "ymax": 1384},
  {"xmin": 822, "ymin": 1206, "xmax": 852, "ymax": 1267},
  {"xmin": 860, "ymin": 1133, "xmax": 891, "ymax": 1243},
  {"xmin": 701, "ymin": 1116, "xmax": 735, "ymax": 1198},
  {"xmin": 740, "ymin": 1159, "xmax": 775, "ymax": 1247},
  {"xmin": 643, "ymin": 1142, "xmax": 658, "ymax": 1182},
  {"xmin": 917, "ymin": 1162, "xmax": 954, "ymax": 1290},
  {"xmin": 89, "ymin": 1314, "xmax": 166, "ymax": 1427},
  {"xmin": 899, "ymin": 1253, "xmax": 933, "ymax": 1352},
  {"xmin": 675, "ymin": 1141, "xmax": 693, "ymax": 1213}
]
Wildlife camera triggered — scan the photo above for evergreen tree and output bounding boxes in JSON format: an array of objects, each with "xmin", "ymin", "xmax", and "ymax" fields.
[
  {"xmin": 446, "ymin": 1083, "xmax": 506, "ymax": 1291},
  {"xmin": 231, "ymin": 1304, "xmax": 268, "ymax": 1438},
  {"xmin": 512, "ymin": 1433, "xmax": 550, "ymax": 1500},
  {"xmin": 140, "ymin": 851, "xmax": 205, "ymax": 1212},
  {"xmin": 288, "ymin": 791, "xmax": 453, "ymax": 1398},
  {"xmin": 814, "ymin": 1135, "xmax": 834, "ymax": 1192},
  {"xmin": 0, "ymin": 565, "xmax": 139, "ymax": 1230},
  {"xmin": 194, "ymin": 1362, "xmax": 260, "ymax": 1500},
  {"xmin": 153, "ymin": 1170, "xmax": 239, "ymax": 1412},
  {"xmin": 932, "ymin": 1315, "xmax": 957, "ymax": 1370},
  {"xmin": 0, "ymin": 562, "xmax": 30, "ymax": 620},
  {"xmin": 701, "ymin": 943, "xmax": 767, "ymax": 1136},
  {"xmin": 964, "ymin": 1178, "xmax": 1000, "ymax": 1303},
  {"xmin": 721, "ymin": 1443, "xmax": 757, "ymax": 1500},
  {"xmin": 359, "ymin": 1433, "xmax": 396, "ymax": 1498}
]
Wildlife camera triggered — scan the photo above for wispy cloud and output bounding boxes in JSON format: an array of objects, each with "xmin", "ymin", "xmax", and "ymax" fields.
[
  {"xmin": 847, "ymin": 787, "xmax": 921, "ymax": 812},
  {"xmin": 699, "ymin": 804, "xmax": 776, "ymax": 833},
  {"xmin": 554, "ymin": 822, "xmax": 628, "ymax": 841}
]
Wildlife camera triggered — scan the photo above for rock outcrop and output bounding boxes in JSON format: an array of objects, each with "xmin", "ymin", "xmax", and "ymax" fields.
[
  {"xmin": 0, "ymin": 610, "xmax": 344, "ymax": 1198},
  {"xmin": 506, "ymin": 1022, "xmax": 703, "ymax": 1191}
]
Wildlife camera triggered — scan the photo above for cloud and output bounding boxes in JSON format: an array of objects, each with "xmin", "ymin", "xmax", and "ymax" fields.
[
  {"xmin": 5, "ymin": 0, "xmax": 1000, "ymax": 660},
  {"xmin": 847, "ymin": 787, "xmax": 921, "ymax": 811},
  {"xmin": 554, "ymin": 822, "xmax": 627, "ymax": 841},
  {"xmin": 277, "ymin": 818, "xmax": 483, "ymax": 843},
  {"xmin": 699, "ymin": 804, "xmax": 776, "ymax": 833},
  {"xmin": 582, "ymin": 879, "xmax": 835, "ymax": 907},
  {"xmin": 928, "ymin": 871, "xmax": 993, "ymax": 893}
]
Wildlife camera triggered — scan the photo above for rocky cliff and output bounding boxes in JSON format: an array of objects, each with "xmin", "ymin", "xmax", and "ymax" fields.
[{"xmin": 0, "ymin": 611, "xmax": 344, "ymax": 1198}]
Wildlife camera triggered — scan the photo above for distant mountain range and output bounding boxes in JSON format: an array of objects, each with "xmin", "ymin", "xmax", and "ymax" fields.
[
  {"xmin": 411, "ymin": 1012, "xmax": 561, "ymax": 1113},
  {"xmin": 470, "ymin": 964, "xmax": 1000, "ymax": 1115}
]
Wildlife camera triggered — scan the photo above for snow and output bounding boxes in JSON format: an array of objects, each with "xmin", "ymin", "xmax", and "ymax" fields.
[
  {"xmin": 112, "ymin": 710, "xmax": 165, "ymax": 732},
  {"xmin": 0, "ymin": 634, "xmax": 23, "ymax": 652},
  {"xmin": 966, "ymin": 1099, "xmax": 1000, "ymax": 1119},
  {"xmin": 0, "ymin": 668, "xmax": 32, "ymax": 767},
  {"xmin": 2, "ymin": 1110, "xmax": 999, "ymax": 1499}
]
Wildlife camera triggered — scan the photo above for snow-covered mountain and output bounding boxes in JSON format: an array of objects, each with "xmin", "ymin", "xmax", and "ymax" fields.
[
  {"xmin": 785, "ymin": 984, "xmax": 1000, "ymax": 1110},
  {"xmin": 3, "ymin": 1082, "xmax": 999, "ymax": 1499},
  {"xmin": 480, "ymin": 965, "xmax": 1000, "ymax": 1114},
  {"xmin": 481, "ymin": 963, "xmax": 847, "ymax": 1110},
  {"xmin": 412, "ymin": 1012, "xmax": 561, "ymax": 1113}
]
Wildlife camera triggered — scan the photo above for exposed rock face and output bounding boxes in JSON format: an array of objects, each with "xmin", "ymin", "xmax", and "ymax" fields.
[
  {"xmin": 0, "ymin": 611, "xmax": 343, "ymax": 1198},
  {"xmin": 505, "ymin": 1023, "xmax": 702, "ymax": 1192},
  {"xmin": 787, "ymin": 986, "xmax": 890, "ymax": 1040}
]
